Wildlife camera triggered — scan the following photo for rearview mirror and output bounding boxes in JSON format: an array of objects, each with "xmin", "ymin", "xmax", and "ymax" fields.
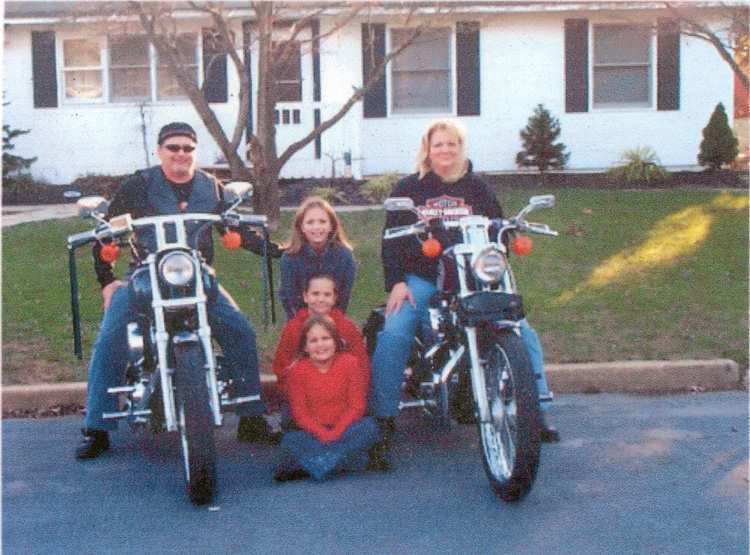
[
  {"xmin": 224, "ymin": 181, "xmax": 253, "ymax": 201},
  {"xmin": 76, "ymin": 196, "xmax": 109, "ymax": 218},
  {"xmin": 529, "ymin": 195, "xmax": 555, "ymax": 209}
]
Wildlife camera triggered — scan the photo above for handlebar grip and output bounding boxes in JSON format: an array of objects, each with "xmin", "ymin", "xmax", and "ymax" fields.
[
  {"xmin": 67, "ymin": 230, "xmax": 97, "ymax": 249},
  {"xmin": 383, "ymin": 222, "xmax": 426, "ymax": 240},
  {"xmin": 237, "ymin": 214, "xmax": 268, "ymax": 227}
]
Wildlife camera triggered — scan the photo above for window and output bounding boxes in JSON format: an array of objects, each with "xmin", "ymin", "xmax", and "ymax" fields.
[
  {"xmin": 62, "ymin": 38, "xmax": 103, "ymax": 100},
  {"xmin": 61, "ymin": 34, "xmax": 198, "ymax": 103},
  {"xmin": 390, "ymin": 27, "xmax": 452, "ymax": 114},
  {"xmin": 593, "ymin": 24, "xmax": 652, "ymax": 108},
  {"xmin": 273, "ymin": 40, "xmax": 302, "ymax": 102}
]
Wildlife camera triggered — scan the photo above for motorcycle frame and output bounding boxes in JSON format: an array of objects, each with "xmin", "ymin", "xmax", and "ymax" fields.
[{"xmin": 101, "ymin": 214, "xmax": 261, "ymax": 431}]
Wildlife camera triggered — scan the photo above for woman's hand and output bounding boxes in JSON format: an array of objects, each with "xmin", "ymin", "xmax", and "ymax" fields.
[
  {"xmin": 385, "ymin": 281, "xmax": 415, "ymax": 316},
  {"xmin": 102, "ymin": 280, "xmax": 127, "ymax": 311}
]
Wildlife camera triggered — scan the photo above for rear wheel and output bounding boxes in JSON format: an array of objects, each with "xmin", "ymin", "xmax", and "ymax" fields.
[
  {"xmin": 476, "ymin": 327, "xmax": 541, "ymax": 502},
  {"xmin": 174, "ymin": 341, "xmax": 216, "ymax": 505}
]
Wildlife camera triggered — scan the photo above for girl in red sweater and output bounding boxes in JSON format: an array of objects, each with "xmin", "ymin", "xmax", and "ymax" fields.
[
  {"xmin": 272, "ymin": 272, "xmax": 369, "ymax": 393},
  {"xmin": 274, "ymin": 314, "xmax": 380, "ymax": 482}
]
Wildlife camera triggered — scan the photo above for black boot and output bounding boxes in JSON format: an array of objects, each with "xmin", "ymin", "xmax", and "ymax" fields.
[
  {"xmin": 539, "ymin": 417, "xmax": 560, "ymax": 443},
  {"xmin": 366, "ymin": 417, "xmax": 395, "ymax": 472},
  {"xmin": 274, "ymin": 463, "xmax": 311, "ymax": 483},
  {"xmin": 237, "ymin": 415, "xmax": 282, "ymax": 445},
  {"xmin": 75, "ymin": 429, "xmax": 110, "ymax": 460}
]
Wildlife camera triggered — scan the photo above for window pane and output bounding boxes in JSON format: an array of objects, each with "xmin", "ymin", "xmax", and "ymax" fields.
[
  {"xmin": 593, "ymin": 66, "xmax": 650, "ymax": 106},
  {"xmin": 111, "ymin": 68, "xmax": 150, "ymax": 102},
  {"xmin": 392, "ymin": 71, "xmax": 451, "ymax": 112},
  {"xmin": 64, "ymin": 70, "xmax": 103, "ymax": 99},
  {"xmin": 595, "ymin": 25, "xmax": 650, "ymax": 65},
  {"xmin": 63, "ymin": 39, "xmax": 100, "ymax": 67},
  {"xmin": 391, "ymin": 27, "xmax": 451, "ymax": 114},
  {"xmin": 157, "ymin": 66, "xmax": 198, "ymax": 100},
  {"xmin": 110, "ymin": 35, "xmax": 149, "ymax": 67}
]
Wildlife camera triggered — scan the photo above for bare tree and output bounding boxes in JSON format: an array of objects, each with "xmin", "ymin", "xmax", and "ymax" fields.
[
  {"xmin": 663, "ymin": 2, "xmax": 749, "ymax": 90},
  {"xmin": 126, "ymin": 1, "xmax": 436, "ymax": 226}
]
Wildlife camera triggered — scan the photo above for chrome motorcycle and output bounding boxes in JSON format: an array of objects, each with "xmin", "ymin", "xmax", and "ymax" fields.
[
  {"xmin": 364, "ymin": 195, "xmax": 558, "ymax": 501},
  {"xmin": 66, "ymin": 183, "xmax": 270, "ymax": 505}
]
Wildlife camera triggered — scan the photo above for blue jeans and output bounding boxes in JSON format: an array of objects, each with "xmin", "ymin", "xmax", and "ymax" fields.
[
  {"xmin": 83, "ymin": 283, "xmax": 263, "ymax": 431},
  {"xmin": 279, "ymin": 417, "xmax": 380, "ymax": 481},
  {"xmin": 368, "ymin": 275, "xmax": 551, "ymax": 419}
]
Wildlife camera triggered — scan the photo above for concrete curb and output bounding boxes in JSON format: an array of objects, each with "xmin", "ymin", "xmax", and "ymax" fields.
[{"xmin": 2, "ymin": 360, "xmax": 742, "ymax": 413}]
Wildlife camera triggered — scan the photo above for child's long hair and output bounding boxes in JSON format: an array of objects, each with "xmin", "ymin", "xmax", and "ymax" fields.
[
  {"xmin": 285, "ymin": 196, "xmax": 353, "ymax": 255},
  {"xmin": 415, "ymin": 118, "xmax": 469, "ymax": 183},
  {"xmin": 297, "ymin": 314, "xmax": 342, "ymax": 358}
]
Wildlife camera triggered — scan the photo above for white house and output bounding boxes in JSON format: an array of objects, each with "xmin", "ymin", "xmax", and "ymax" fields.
[{"xmin": 2, "ymin": 1, "xmax": 739, "ymax": 186}]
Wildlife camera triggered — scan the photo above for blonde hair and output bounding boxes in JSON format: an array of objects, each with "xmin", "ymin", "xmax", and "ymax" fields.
[
  {"xmin": 415, "ymin": 118, "xmax": 469, "ymax": 182},
  {"xmin": 285, "ymin": 196, "xmax": 353, "ymax": 255}
]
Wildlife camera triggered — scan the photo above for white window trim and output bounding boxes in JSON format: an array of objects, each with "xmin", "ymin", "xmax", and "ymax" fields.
[
  {"xmin": 589, "ymin": 21, "xmax": 656, "ymax": 112},
  {"xmin": 386, "ymin": 24, "xmax": 456, "ymax": 118}
]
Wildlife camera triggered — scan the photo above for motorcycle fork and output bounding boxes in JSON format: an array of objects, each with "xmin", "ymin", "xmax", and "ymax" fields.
[
  {"xmin": 464, "ymin": 322, "xmax": 522, "ymax": 423},
  {"xmin": 148, "ymin": 256, "xmax": 222, "ymax": 431}
]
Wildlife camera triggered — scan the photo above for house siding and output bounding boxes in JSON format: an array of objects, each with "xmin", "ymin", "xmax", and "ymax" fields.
[{"xmin": 2, "ymin": 9, "xmax": 735, "ymax": 186}]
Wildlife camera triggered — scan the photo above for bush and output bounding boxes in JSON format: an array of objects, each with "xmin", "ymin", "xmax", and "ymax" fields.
[
  {"xmin": 608, "ymin": 147, "xmax": 670, "ymax": 183},
  {"xmin": 3, "ymin": 123, "xmax": 37, "ymax": 179},
  {"xmin": 515, "ymin": 104, "xmax": 569, "ymax": 172},
  {"xmin": 360, "ymin": 172, "xmax": 400, "ymax": 203},
  {"xmin": 698, "ymin": 102, "xmax": 739, "ymax": 170}
]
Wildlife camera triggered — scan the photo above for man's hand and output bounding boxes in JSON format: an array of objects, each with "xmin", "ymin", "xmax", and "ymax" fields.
[
  {"xmin": 385, "ymin": 281, "xmax": 415, "ymax": 316},
  {"xmin": 102, "ymin": 280, "xmax": 127, "ymax": 311}
]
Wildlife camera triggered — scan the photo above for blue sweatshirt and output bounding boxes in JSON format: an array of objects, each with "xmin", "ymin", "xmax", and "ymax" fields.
[{"xmin": 279, "ymin": 242, "xmax": 356, "ymax": 319}]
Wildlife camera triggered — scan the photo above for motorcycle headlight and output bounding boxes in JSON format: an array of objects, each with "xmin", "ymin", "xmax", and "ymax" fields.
[
  {"xmin": 472, "ymin": 248, "xmax": 507, "ymax": 284},
  {"xmin": 159, "ymin": 252, "xmax": 195, "ymax": 286}
]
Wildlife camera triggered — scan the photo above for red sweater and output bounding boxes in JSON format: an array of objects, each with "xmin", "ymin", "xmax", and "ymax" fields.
[
  {"xmin": 272, "ymin": 307, "xmax": 370, "ymax": 390},
  {"xmin": 286, "ymin": 353, "xmax": 368, "ymax": 443}
]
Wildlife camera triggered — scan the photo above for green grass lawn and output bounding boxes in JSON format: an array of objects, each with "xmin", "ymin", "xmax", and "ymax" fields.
[{"xmin": 2, "ymin": 188, "xmax": 748, "ymax": 385}]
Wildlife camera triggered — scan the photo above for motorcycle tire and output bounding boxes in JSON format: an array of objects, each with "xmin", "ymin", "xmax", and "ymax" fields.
[
  {"xmin": 475, "ymin": 327, "xmax": 541, "ymax": 502},
  {"xmin": 174, "ymin": 341, "xmax": 216, "ymax": 506}
]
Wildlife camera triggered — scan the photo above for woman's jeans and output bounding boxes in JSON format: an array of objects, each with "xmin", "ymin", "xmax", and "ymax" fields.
[
  {"xmin": 279, "ymin": 417, "xmax": 380, "ymax": 481},
  {"xmin": 368, "ymin": 275, "xmax": 551, "ymax": 419},
  {"xmin": 83, "ymin": 283, "xmax": 263, "ymax": 431}
]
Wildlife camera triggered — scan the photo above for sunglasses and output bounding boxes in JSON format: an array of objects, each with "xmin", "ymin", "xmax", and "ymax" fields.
[{"xmin": 163, "ymin": 144, "xmax": 196, "ymax": 153}]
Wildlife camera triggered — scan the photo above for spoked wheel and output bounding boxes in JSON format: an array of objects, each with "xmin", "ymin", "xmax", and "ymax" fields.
[
  {"xmin": 476, "ymin": 327, "xmax": 541, "ymax": 502},
  {"xmin": 174, "ymin": 341, "xmax": 216, "ymax": 506}
]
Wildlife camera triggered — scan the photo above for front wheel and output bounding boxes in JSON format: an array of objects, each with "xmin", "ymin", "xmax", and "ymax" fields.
[
  {"xmin": 476, "ymin": 327, "xmax": 541, "ymax": 502},
  {"xmin": 174, "ymin": 341, "xmax": 216, "ymax": 505}
]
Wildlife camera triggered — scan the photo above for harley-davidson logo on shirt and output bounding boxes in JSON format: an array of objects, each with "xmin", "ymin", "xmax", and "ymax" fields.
[{"xmin": 418, "ymin": 195, "xmax": 473, "ymax": 221}]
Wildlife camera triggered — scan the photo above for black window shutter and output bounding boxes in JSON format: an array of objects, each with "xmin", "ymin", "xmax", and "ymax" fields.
[
  {"xmin": 564, "ymin": 19, "xmax": 588, "ymax": 113},
  {"xmin": 32, "ymin": 31, "xmax": 58, "ymax": 108},
  {"xmin": 657, "ymin": 18, "xmax": 680, "ymax": 111},
  {"xmin": 456, "ymin": 22, "xmax": 480, "ymax": 116},
  {"xmin": 202, "ymin": 28, "xmax": 228, "ymax": 103},
  {"xmin": 362, "ymin": 23, "xmax": 387, "ymax": 118},
  {"xmin": 312, "ymin": 19, "xmax": 321, "ymax": 103}
]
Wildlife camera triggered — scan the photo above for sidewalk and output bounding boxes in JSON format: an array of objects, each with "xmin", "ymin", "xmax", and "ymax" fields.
[{"xmin": 2, "ymin": 359, "xmax": 742, "ymax": 413}]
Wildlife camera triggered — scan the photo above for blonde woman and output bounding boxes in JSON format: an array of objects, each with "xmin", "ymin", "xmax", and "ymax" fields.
[{"xmin": 368, "ymin": 119, "xmax": 558, "ymax": 469}]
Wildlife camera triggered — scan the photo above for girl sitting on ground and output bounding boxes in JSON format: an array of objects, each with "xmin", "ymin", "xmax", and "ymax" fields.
[{"xmin": 274, "ymin": 314, "xmax": 379, "ymax": 482}]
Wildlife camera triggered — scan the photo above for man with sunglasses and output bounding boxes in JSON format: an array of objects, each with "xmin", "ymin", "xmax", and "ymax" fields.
[{"xmin": 76, "ymin": 122, "xmax": 281, "ymax": 460}]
